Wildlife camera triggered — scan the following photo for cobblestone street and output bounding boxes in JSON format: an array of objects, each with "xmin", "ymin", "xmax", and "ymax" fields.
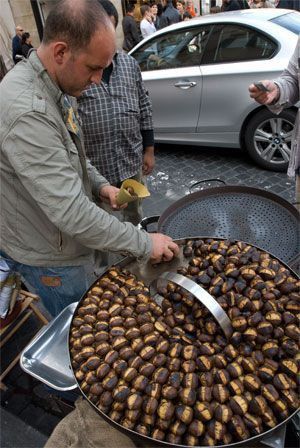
[{"xmin": 144, "ymin": 144, "xmax": 296, "ymax": 217}]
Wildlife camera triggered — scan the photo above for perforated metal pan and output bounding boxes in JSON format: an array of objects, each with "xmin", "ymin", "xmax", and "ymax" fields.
[{"xmin": 156, "ymin": 185, "xmax": 299, "ymax": 265}]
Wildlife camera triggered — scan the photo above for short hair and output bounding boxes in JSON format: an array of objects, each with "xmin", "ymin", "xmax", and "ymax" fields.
[
  {"xmin": 21, "ymin": 32, "xmax": 30, "ymax": 45},
  {"xmin": 98, "ymin": 0, "xmax": 119, "ymax": 28},
  {"xmin": 126, "ymin": 4, "xmax": 135, "ymax": 13},
  {"xmin": 140, "ymin": 4, "xmax": 150, "ymax": 16},
  {"xmin": 42, "ymin": 0, "xmax": 111, "ymax": 51}
]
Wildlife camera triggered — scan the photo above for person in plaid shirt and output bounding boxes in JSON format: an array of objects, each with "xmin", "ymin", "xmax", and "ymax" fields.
[{"xmin": 78, "ymin": 0, "xmax": 155, "ymax": 226}]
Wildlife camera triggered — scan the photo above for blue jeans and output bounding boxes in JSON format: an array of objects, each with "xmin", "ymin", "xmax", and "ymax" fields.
[{"xmin": 0, "ymin": 252, "xmax": 90, "ymax": 318}]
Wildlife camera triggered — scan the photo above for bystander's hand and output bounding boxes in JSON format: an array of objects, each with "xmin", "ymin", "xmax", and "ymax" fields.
[
  {"xmin": 99, "ymin": 185, "xmax": 127, "ymax": 210},
  {"xmin": 248, "ymin": 80, "xmax": 280, "ymax": 105},
  {"xmin": 143, "ymin": 146, "xmax": 155, "ymax": 175},
  {"xmin": 149, "ymin": 233, "xmax": 180, "ymax": 263}
]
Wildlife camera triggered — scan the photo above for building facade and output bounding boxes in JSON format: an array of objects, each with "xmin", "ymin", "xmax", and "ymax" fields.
[{"xmin": 1, "ymin": 0, "xmax": 126, "ymax": 70}]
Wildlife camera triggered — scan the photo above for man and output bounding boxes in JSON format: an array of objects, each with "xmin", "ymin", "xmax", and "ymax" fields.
[
  {"xmin": 159, "ymin": 0, "xmax": 181, "ymax": 29},
  {"xmin": 249, "ymin": 36, "xmax": 300, "ymax": 211},
  {"xmin": 222, "ymin": 0, "xmax": 249, "ymax": 10},
  {"xmin": 0, "ymin": 0, "xmax": 179, "ymax": 318},
  {"xmin": 12, "ymin": 25, "xmax": 23, "ymax": 64},
  {"xmin": 276, "ymin": 0, "xmax": 300, "ymax": 9},
  {"xmin": 122, "ymin": 3, "xmax": 140, "ymax": 52},
  {"xmin": 78, "ymin": 0, "xmax": 154, "ymax": 226}
]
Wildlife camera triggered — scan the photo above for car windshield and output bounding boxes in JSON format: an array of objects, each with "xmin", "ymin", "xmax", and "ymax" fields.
[{"xmin": 271, "ymin": 12, "xmax": 300, "ymax": 34}]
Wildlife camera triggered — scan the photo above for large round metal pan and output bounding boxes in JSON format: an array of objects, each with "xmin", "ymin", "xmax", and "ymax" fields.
[
  {"xmin": 68, "ymin": 237, "xmax": 299, "ymax": 448},
  {"xmin": 156, "ymin": 186, "xmax": 299, "ymax": 264}
]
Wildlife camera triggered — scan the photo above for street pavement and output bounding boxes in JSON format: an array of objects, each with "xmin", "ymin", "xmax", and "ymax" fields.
[
  {"xmin": 144, "ymin": 144, "xmax": 296, "ymax": 217},
  {"xmin": 0, "ymin": 144, "xmax": 298, "ymax": 448}
]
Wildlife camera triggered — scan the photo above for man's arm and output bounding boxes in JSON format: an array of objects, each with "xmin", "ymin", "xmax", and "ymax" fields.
[
  {"xmin": 2, "ymin": 112, "xmax": 152, "ymax": 259},
  {"xmin": 249, "ymin": 37, "xmax": 299, "ymax": 114},
  {"xmin": 130, "ymin": 19, "xmax": 141, "ymax": 46}
]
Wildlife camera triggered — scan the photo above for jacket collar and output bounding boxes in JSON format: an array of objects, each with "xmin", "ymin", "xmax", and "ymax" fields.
[{"xmin": 28, "ymin": 50, "xmax": 63, "ymax": 105}]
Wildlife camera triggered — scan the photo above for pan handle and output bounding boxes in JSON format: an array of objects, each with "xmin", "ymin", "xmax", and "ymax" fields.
[
  {"xmin": 189, "ymin": 178, "xmax": 226, "ymax": 194},
  {"xmin": 138, "ymin": 215, "xmax": 160, "ymax": 232},
  {"xmin": 151, "ymin": 271, "xmax": 233, "ymax": 339}
]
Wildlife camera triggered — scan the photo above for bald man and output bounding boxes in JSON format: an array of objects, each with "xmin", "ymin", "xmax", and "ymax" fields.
[
  {"xmin": 12, "ymin": 25, "xmax": 23, "ymax": 63},
  {"xmin": 0, "ymin": 0, "xmax": 179, "ymax": 318}
]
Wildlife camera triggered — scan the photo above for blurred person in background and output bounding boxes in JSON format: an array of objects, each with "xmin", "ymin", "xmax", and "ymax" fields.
[
  {"xmin": 183, "ymin": 10, "xmax": 193, "ymax": 18},
  {"xmin": 176, "ymin": 0, "xmax": 186, "ymax": 20},
  {"xmin": 12, "ymin": 25, "xmax": 23, "ymax": 64},
  {"xmin": 150, "ymin": 2, "xmax": 159, "ymax": 27},
  {"xmin": 140, "ymin": 4, "xmax": 156, "ymax": 38},
  {"xmin": 276, "ymin": 0, "xmax": 300, "ymax": 9},
  {"xmin": 249, "ymin": 36, "xmax": 300, "ymax": 210},
  {"xmin": 21, "ymin": 32, "xmax": 33, "ymax": 58},
  {"xmin": 122, "ymin": 3, "xmax": 141, "ymax": 51},
  {"xmin": 155, "ymin": 2, "xmax": 164, "ymax": 28},
  {"xmin": 160, "ymin": 0, "xmax": 181, "ymax": 28},
  {"xmin": 222, "ymin": 0, "xmax": 249, "ymax": 9},
  {"xmin": 185, "ymin": 0, "xmax": 197, "ymax": 16}
]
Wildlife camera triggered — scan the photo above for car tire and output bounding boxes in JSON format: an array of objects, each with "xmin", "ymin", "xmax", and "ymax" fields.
[{"xmin": 244, "ymin": 108, "xmax": 296, "ymax": 172}]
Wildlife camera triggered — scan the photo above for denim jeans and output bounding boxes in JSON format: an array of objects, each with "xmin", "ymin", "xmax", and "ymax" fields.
[{"xmin": 0, "ymin": 252, "xmax": 90, "ymax": 318}]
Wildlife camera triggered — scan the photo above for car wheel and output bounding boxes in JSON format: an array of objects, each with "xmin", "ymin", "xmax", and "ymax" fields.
[{"xmin": 244, "ymin": 108, "xmax": 296, "ymax": 172}]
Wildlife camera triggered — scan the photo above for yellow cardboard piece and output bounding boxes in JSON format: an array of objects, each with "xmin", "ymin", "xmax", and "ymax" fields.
[{"xmin": 116, "ymin": 179, "xmax": 150, "ymax": 206}]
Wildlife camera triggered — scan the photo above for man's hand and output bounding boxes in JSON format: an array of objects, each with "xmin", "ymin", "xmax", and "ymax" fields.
[
  {"xmin": 99, "ymin": 185, "xmax": 127, "ymax": 210},
  {"xmin": 249, "ymin": 80, "xmax": 279, "ymax": 105},
  {"xmin": 143, "ymin": 146, "xmax": 155, "ymax": 175},
  {"xmin": 149, "ymin": 233, "xmax": 180, "ymax": 263}
]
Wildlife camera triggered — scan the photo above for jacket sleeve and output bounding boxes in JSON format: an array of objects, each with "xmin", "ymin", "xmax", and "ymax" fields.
[
  {"xmin": 130, "ymin": 20, "xmax": 141, "ymax": 46},
  {"xmin": 86, "ymin": 158, "xmax": 110, "ymax": 198},
  {"xmin": 2, "ymin": 112, "xmax": 152, "ymax": 259},
  {"xmin": 269, "ymin": 37, "xmax": 299, "ymax": 114}
]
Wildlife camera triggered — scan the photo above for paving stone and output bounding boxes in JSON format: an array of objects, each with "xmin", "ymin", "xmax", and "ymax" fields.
[{"xmin": 0, "ymin": 408, "xmax": 47, "ymax": 448}]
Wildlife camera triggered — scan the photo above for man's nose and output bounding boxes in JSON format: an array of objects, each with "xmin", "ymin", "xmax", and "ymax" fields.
[{"xmin": 90, "ymin": 70, "xmax": 103, "ymax": 85}]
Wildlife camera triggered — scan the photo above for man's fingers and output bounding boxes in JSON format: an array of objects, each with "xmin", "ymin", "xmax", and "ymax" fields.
[{"xmin": 168, "ymin": 241, "xmax": 180, "ymax": 257}]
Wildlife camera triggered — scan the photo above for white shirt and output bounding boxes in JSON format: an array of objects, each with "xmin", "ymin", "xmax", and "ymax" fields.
[{"xmin": 140, "ymin": 19, "xmax": 156, "ymax": 39}]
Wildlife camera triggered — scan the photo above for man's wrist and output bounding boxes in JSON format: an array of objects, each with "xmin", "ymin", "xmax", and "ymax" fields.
[{"xmin": 270, "ymin": 83, "xmax": 280, "ymax": 105}]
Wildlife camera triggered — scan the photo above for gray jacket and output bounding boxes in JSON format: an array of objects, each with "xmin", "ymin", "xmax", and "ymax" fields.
[
  {"xmin": 0, "ymin": 51, "xmax": 152, "ymax": 266},
  {"xmin": 269, "ymin": 36, "xmax": 300, "ymax": 178}
]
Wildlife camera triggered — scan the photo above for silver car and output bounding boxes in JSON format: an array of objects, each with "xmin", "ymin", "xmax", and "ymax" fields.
[{"xmin": 129, "ymin": 9, "xmax": 300, "ymax": 171}]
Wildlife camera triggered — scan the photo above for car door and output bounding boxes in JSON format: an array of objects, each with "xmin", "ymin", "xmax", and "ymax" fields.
[
  {"xmin": 196, "ymin": 24, "xmax": 278, "ymax": 142},
  {"xmin": 131, "ymin": 26, "xmax": 211, "ymax": 135}
]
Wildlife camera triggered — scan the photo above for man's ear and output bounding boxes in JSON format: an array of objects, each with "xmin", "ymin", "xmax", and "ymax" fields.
[{"xmin": 53, "ymin": 42, "xmax": 69, "ymax": 65}]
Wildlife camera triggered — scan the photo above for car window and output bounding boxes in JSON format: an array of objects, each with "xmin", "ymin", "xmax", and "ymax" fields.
[
  {"xmin": 212, "ymin": 24, "xmax": 277, "ymax": 64},
  {"xmin": 132, "ymin": 26, "xmax": 211, "ymax": 71},
  {"xmin": 271, "ymin": 12, "xmax": 300, "ymax": 35}
]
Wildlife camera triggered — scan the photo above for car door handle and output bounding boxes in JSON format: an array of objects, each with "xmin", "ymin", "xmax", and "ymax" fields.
[{"xmin": 174, "ymin": 81, "xmax": 197, "ymax": 89}]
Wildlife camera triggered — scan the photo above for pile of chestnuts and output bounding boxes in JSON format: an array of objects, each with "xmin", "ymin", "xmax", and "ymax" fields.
[{"xmin": 70, "ymin": 238, "xmax": 299, "ymax": 447}]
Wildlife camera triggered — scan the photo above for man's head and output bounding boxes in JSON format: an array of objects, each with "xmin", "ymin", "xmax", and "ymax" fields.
[
  {"xmin": 38, "ymin": 0, "xmax": 116, "ymax": 97},
  {"xmin": 126, "ymin": 4, "xmax": 135, "ymax": 15},
  {"xmin": 15, "ymin": 25, "xmax": 23, "ymax": 37}
]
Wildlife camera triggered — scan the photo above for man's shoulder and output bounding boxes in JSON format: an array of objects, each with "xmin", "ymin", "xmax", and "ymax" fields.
[
  {"xmin": 117, "ymin": 51, "xmax": 140, "ymax": 73},
  {"xmin": 123, "ymin": 15, "xmax": 135, "ymax": 26},
  {"xmin": 0, "ymin": 61, "xmax": 52, "ymax": 122}
]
